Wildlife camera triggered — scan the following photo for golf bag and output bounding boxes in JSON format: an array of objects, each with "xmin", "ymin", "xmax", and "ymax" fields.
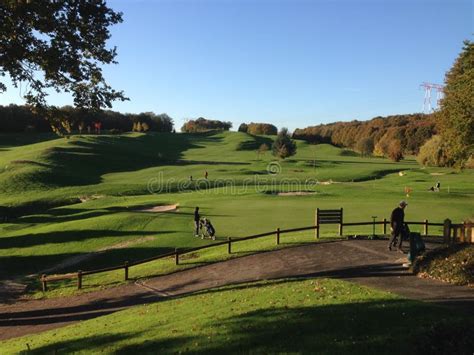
[{"xmin": 199, "ymin": 218, "xmax": 216, "ymax": 240}]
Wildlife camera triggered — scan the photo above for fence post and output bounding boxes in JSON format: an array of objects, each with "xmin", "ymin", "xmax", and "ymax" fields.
[
  {"xmin": 443, "ymin": 219, "xmax": 451, "ymax": 244},
  {"xmin": 175, "ymin": 248, "xmax": 179, "ymax": 265},
  {"xmin": 339, "ymin": 208, "xmax": 343, "ymax": 236},
  {"xmin": 383, "ymin": 218, "xmax": 387, "ymax": 235},
  {"xmin": 276, "ymin": 228, "xmax": 280, "ymax": 245},
  {"xmin": 460, "ymin": 223, "xmax": 466, "ymax": 243},
  {"xmin": 41, "ymin": 274, "xmax": 47, "ymax": 292},
  {"xmin": 124, "ymin": 261, "xmax": 129, "ymax": 281},
  {"xmin": 423, "ymin": 219, "xmax": 428, "ymax": 236},
  {"xmin": 315, "ymin": 208, "xmax": 319, "ymax": 239},
  {"xmin": 452, "ymin": 225, "xmax": 458, "ymax": 243},
  {"xmin": 228, "ymin": 237, "xmax": 232, "ymax": 254},
  {"xmin": 77, "ymin": 270, "xmax": 82, "ymax": 290}
]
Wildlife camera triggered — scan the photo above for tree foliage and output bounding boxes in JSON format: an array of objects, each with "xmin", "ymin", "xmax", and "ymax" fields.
[
  {"xmin": 293, "ymin": 114, "xmax": 435, "ymax": 157},
  {"xmin": 0, "ymin": 104, "xmax": 173, "ymax": 133},
  {"xmin": 0, "ymin": 0, "xmax": 127, "ymax": 132},
  {"xmin": 417, "ymin": 135, "xmax": 449, "ymax": 167},
  {"xmin": 435, "ymin": 40, "xmax": 474, "ymax": 168},
  {"xmin": 238, "ymin": 123, "xmax": 249, "ymax": 133},
  {"xmin": 356, "ymin": 137, "xmax": 374, "ymax": 157},
  {"xmin": 239, "ymin": 122, "xmax": 278, "ymax": 135},
  {"xmin": 181, "ymin": 117, "xmax": 232, "ymax": 133},
  {"xmin": 272, "ymin": 128, "xmax": 297, "ymax": 159}
]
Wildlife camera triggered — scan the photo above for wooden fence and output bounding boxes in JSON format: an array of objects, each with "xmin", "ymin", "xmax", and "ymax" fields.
[{"xmin": 40, "ymin": 218, "xmax": 469, "ymax": 292}]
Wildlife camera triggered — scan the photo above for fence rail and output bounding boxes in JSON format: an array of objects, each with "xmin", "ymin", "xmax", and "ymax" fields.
[{"xmin": 39, "ymin": 218, "xmax": 468, "ymax": 292}]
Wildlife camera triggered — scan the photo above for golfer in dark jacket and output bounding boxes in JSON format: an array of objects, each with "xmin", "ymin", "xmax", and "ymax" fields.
[
  {"xmin": 388, "ymin": 201, "xmax": 408, "ymax": 252},
  {"xmin": 194, "ymin": 207, "xmax": 200, "ymax": 237}
]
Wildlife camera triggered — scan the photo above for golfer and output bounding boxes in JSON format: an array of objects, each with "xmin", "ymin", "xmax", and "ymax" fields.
[
  {"xmin": 388, "ymin": 200, "xmax": 408, "ymax": 252},
  {"xmin": 194, "ymin": 207, "xmax": 200, "ymax": 237}
]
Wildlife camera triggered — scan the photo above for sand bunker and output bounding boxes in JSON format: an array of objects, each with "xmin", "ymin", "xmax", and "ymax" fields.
[
  {"xmin": 79, "ymin": 194, "xmax": 106, "ymax": 203},
  {"xmin": 277, "ymin": 192, "xmax": 316, "ymax": 196},
  {"xmin": 137, "ymin": 204, "xmax": 178, "ymax": 213},
  {"xmin": 430, "ymin": 172, "xmax": 446, "ymax": 176}
]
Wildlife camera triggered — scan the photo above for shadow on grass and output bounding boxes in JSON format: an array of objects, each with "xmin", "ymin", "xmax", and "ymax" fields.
[
  {"xmin": 0, "ymin": 229, "xmax": 171, "ymax": 249},
  {"xmin": 0, "ymin": 244, "xmax": 177, "ymax": 280},
  {"xmin": 9, "ymin": 292, "xmax": 473, "ymax": 354}
]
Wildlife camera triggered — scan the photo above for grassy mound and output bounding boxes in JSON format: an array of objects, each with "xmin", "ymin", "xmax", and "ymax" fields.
[
  {"xmin": 1, "ymin": 278, "xmax": 471, "ymax": 354},
  {"xmin": 414, "ymin": 244, "xmax": 474, "ymax": 286}
]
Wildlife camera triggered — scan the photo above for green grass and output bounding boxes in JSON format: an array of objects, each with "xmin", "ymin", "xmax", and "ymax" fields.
[
  {"xmin": 2, "ymin": 278, "xmax": 472, "ymax": 354},
  {"xmin": 0, "ymin": 131, "xmax": 473, "ymax": 294}
]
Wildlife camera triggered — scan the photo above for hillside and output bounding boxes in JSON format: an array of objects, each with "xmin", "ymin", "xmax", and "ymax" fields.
[{"xmin": 0, "ymin": 131, "xmax": 472, "ymax": 294}]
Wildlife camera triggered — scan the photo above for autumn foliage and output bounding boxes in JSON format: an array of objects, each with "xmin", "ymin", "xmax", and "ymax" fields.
[{"xmin": 293, "ymin": 113, "xmax": 435, "ymax": 161}]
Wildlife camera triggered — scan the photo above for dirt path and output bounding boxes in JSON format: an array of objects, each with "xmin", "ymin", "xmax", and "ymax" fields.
[{"xmin": 1, "ymin": 239, "xmax": 473, "ymax": 341}]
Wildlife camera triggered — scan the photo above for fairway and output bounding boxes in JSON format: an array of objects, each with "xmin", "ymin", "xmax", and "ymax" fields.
[{"xmin": 0, "ymin": 131, "xmax": 473, "ymax": 297}]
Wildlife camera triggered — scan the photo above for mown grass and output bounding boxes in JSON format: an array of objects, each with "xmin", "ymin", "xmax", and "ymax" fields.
[
  {"xmin": 2, "ymin": 278, "xmax": 472, "ymax": 354},
  {"xmin": 0, "ymin": 131, "xmax": 472, "ymax": 294}
]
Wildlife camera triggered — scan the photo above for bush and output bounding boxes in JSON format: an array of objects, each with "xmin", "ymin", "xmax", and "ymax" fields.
[
  {"xmin": 416, "ymin": 135, "xmax": 449, "ymax": 167},
  {"xmin": 272, "ymin": 128, "xmax": 297, "ymax": 159}
]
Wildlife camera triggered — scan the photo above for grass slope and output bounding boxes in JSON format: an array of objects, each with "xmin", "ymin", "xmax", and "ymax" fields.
[{"xmin": 2, "ymin": 278, "xmax": 472, "ymax": 354}]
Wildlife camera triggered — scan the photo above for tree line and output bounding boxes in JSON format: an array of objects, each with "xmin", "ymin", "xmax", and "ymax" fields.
[
  {"xmin": 181, "ymin": 117, "xmax": 232, "ymax": 132},
  {"xmin": 293, "ymin": 113, "xmax": 436, "ymax": 161},
  {"xmin": 0, "ymin": 104, "xmax": 174, "ymax": 134},
  {"xmin": 238, "ymin": 122, "xmax": 278, "ymax": 135}
]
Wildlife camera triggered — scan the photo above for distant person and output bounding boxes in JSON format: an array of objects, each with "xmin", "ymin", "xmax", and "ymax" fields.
[
  {"xmin": 435, "ymin": 181, "xmax": 441, "ymax": 192},
  {"xmin": 388, "ymin": 200, "xmax": 408, "ymax": 252},
  {"xmin": 189, "ymin": 175, "xmax": 193, "ymax": 182},
  {"xmin": 194, "ymin": 207, "xmax": 200, "ymax": 237},
  {"xmin": 204, "ymin": 171, "xmax": 208, "ymax": 179}
]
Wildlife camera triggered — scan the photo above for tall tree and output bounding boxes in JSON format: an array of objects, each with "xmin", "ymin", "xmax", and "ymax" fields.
[
  {"xmin": 436, "ymin": 40, "xmax": 474, "ymax": 168},
  {"xmin": 0, "ymin": 0, "xmax": 127, "ymax": 133}
]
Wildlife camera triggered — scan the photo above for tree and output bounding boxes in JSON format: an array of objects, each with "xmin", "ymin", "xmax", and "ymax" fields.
[
  {"xmin": 238, "ymin": 123, "xmax": 248, "ymax": 133},
  {"xmin": 0, "ymin": 1, "xmax": 127, "ymax": 133},
  {"xmin": 388, "ymin": 140, "xmax": 403, "ymax": 162},
  {"xmin": 181, "ymin": 117, "xmax": 232, "ymax": 133},
  {"xmin": 435, "ymin": 40, "xmax": 474, "ymax": 168},
  {"xmin": 356, "ymin": 137, "xmax": 374, "ymax": 156},
  {"xmin": 272, "ymin": 128, "xmax": 297, "ymax": 159},
  {"xmin": 141, "ymin": 122, "xmax": 149, "ymax": 132},
  {"xmin": 417, "ymin": 135, "xmax": 449, "ymax": 167}
]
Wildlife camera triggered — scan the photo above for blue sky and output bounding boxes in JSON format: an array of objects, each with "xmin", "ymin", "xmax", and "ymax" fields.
[{"xmin": 1, "ymin": 0, "xmax": 472, "ymax": 130}]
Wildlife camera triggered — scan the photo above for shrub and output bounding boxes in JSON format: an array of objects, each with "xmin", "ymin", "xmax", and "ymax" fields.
[
  {"xmin": 272, "ymin": 128, "xmax": 297, "ymax": 159},
  {"xmin": 416, "ymin": 135, "xmax": 449, "ymax": 167},
  {"xmin": 388, "ymin": 140, "xmax": 403, "ymax": 162}
]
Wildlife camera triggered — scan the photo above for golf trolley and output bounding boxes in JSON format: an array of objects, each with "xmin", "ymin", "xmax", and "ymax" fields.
[{"xmin": 199, "ymin": 218, "xmax": 216, "ymax": 240}]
